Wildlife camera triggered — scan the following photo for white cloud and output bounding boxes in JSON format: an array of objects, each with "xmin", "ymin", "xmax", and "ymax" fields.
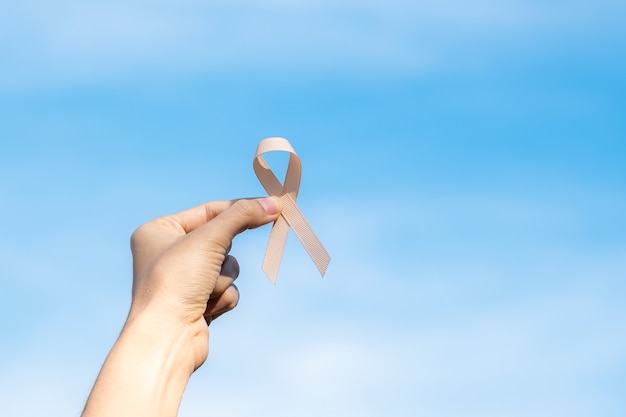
[
  {"xmin": 2, "ymin": 0, "xmax": 623, "ymax": 89},
  {"xmin": 277, "ymin": 338, "xmax": 389, "ymax": 396},
  {"xmin": 0, "ymin": 366, "xmax": 88, "ymax": 416},
  {"xmin": 1, "ymin": 186, "xmax": 625, "ymax": 416},
  {"xmin": 175, "ymin": 280, "xmax": 626, "ymax": 417}
]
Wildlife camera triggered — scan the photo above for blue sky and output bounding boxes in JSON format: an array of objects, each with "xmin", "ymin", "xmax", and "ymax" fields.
[{"xmin": 1, "ymin": 1, "xmax": 625, "ymax": 416}]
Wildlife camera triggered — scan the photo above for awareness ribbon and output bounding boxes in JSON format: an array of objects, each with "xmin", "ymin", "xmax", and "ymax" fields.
[{"xmin": 253, "ymin": 137, "xmax": 331, "ymax": 283}]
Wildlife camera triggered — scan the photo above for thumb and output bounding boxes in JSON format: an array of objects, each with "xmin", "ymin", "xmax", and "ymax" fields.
[{"xmin": 194, "ymin": 197, "xmax": 282, "ymax": 251}]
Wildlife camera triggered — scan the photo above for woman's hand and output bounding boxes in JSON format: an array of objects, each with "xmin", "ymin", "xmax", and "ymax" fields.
[
  {"xmin": 81, "ymin": 197, "xmax": 281, "ymax": 417},
  {"xmin": 129, "ymin": 197, "xmax": 281, "ymax": 368}
]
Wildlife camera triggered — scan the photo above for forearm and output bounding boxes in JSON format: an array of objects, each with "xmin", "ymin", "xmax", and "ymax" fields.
[
  {"xmin": 81, "ymin": 198, "xmax": 279, "ymax": 415},
  {"xmin": 81, "ymin": 307, "xmax": 201, "ymax": 417}
]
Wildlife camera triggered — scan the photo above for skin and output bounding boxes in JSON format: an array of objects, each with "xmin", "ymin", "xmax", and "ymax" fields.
[{"xmin": 81, "ymin": 197, "xmax": 282, "ymax": 417}]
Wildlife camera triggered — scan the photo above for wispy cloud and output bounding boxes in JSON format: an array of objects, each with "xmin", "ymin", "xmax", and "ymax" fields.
[
  {"xmin": 1, "ymin": 3, "xmax": 624, "ymax": 413},
  {"xmin": 2, "ymin": 0, "xmax": 623, "ymax": 89},
  {"xmin": 1, "ymin": 188, "xmax": 624, "ymax": 416}
]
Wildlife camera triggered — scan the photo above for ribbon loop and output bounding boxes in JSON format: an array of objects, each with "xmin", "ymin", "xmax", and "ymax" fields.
[{"xmin": 254, "ymin": 137, "xmax": 331, "ymax": 282}]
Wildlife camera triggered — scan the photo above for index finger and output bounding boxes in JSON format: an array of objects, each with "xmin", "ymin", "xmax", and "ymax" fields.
[{"xmin": 168, "ymin": 200, "xmax": 235, "ymax": 234}]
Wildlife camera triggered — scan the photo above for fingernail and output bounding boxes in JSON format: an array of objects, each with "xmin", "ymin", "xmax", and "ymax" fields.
[{"xmin": 258, "ymin": 197, "xmax": 281, "ymax": 215}]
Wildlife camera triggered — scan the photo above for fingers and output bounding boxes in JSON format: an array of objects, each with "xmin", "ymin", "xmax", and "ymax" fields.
[
  {"xmin": 204, "ymin": 284, "xmax": 240, "ymax": 323},
  {"xmin": 204, "ymin": 256, "xmax": 239, "ymax": 326},
  {"xmin": 193, "ymin": 197, "xmax": 281, "ymax": 252},
  {"xmin": 168, "ymin": 200, "xmax": 234, "ymax": 234},
  {"xmin": 209, "ymin": 255, "xmax": 239, "ymax": 299}
]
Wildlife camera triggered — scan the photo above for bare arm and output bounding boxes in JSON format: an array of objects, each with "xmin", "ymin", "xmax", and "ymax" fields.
[{"xmin": 81, "ymin": 197, "xmax": 281, "ymax": 417}]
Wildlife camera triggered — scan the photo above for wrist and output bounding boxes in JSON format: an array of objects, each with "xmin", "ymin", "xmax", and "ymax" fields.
[
  {"xmin": 125, "ymin": 301, "xmax": 209, "ymax": 372},
  {"xmin": 82, "ymin": 305, "xmax": 206, "ymax": 417}
]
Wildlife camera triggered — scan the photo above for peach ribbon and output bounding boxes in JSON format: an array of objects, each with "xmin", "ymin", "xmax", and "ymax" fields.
[{"xmin": 254, "ymin": 137, "xmax": 331, "ymax": 283}]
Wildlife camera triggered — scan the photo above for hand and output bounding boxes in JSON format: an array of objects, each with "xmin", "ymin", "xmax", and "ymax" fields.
[
  {"xmin": 81, "ymin": 197, "xmax": 281, "ymax": 417},
  {"xmin": 128, "ymin": 197, "xmax": 281, "ymax": 370}
]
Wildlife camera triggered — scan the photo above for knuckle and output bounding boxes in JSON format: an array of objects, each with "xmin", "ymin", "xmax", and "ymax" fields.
[
  {"xmin": 228, "ymin": 286, "xmax": 240, "ymax": 309},
  {"xmin": 232, "ymin": 199, "xmax": 258, "ymax": 218},
  {"xmin": 230, "ymin": 256, "xmax": 240, "ymax": 278},
  {"xmin": 222, "ymin": 255, "xmax": 240, "ymax": 279},
  {"xmin": 130, "ymin": 223, "xmax": 150, "ymax": 249}
]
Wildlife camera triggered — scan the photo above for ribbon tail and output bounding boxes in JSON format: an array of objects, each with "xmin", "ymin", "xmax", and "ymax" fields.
[
  {"xmin": 262, "ymin": 216, "xmax": 289, "ymax": 283},
  {"xmin": 280, "ymin": 195, "xmax": 331, "ymax": 276}
]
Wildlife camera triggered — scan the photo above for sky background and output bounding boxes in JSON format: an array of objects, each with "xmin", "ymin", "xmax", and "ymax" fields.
[{"xmin": 1, "ymin": 0, "xmax": 625, "ymax": 416}]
